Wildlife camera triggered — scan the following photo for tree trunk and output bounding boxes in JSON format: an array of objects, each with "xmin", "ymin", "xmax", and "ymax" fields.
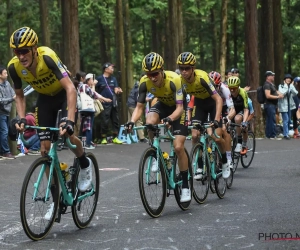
[
  {"xmin": 273, "ymin": 0, "xmax": 284, "ymax": 86},
  {"xmin": 219, "ymin": 0, "xmax": 228, "ymax": 80},
  {"xmin": 7, "ymin": 0, "xmax": 17, "ymax": 155},
  {"xmin": 177, "ymin": 0, "xmax": 184, "ymax": 52},
  {"xmin": 210, "ymin": 7, "xmax": 218, "ymax": 70},
  {"xmin": 245, "ymin": 0, "xmax": 263, "ymax": 136},
  {"xmin": 39, "ymin": 0, "xmax": 50, "ymax": 47},
  {"xmin": 233, "ymin": 0, "xmax": 238, "ymax": 67},
  {"xmin": 115, "ymin": 0, "xmax": 126, "ymax": 124},
  {"xmin": 97, "ymin": 18, "xmax": 109, "ymax": 63},
  {"xmin": 260, "ymin": 0, "xmax": 274, "ymax": 83},
  {"xmin": 124, "ymin": 0, "xmax": 133, "ymax": 91},
  {"xmin": 61, "ymin": 0, "xmax": 80, "ymax": 75},
  {"xmin": 151, "ymin": 11, "xmax": 159, "ymax": 53}
]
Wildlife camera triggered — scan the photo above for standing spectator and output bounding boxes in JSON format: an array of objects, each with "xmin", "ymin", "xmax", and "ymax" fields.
[
  {"xmin": 0, "ymin": 66, "xmax": 16, "ymax": 159},
  {"xmin": 223, "ymin": 69, "xmax": 232, "ymax": 85},
  {"xmin": 292, "ymin": 77, "xmax": 300, "ymax": 138},
  {"xmin": 79, "ymin": 73, "xmax": 111, "ymax": 149},
  {"xmin": 96, "ymin": 63, "xmax": 123, "ymax": 144},
  {"xmin": 231, "ymin": 68, "xmax": 239, "ymax": 77},
  {"xmin": 263, "ymin": 71, "xmax": 284, "ymax": 140},
  {"xmin": 278, "ymin": 74, "xmax": 298, "ymax": 140},
  {"xmin": 127, "ymin": 80, "xmax": 148, "ymax": 143},
  {"xmin": 24, "ymin": 106, "xmax": 40, "ymax": 155}
]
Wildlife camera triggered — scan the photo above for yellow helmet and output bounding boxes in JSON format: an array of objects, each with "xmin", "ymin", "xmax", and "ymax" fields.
[
  {"xmin": 10, "ymin": 27, "xmax": 38, "ymax": 49},
  {"xmin": 177, "ymin": 52, "xmax": 196, "ymax": 66},
  {"xmin": 142, "ymin": 52, "xmax": 164, "ymax": 72},
  {"xmin": 227, "ymin": 76, "xmax": 241, "ymax": 88}
]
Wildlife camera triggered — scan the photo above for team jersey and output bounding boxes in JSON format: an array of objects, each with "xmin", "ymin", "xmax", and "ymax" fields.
[
  {"xmin": 248, "ymin": 98, "xmax": 254, "ymax": 114},
  {"xmin": 7, "ymin": 46, "xmax": 69, "ymax": 96},
  {"xmin": 231, "ymin": 87, "xmax": 248, "ymax": 112},
  {"xmin": 137, "ymin": 71, "xmax": 184, "ymax": 107},
  {"xmin": 181, "ymin": 69, "xmax": 217, "ymax": 99},
  {"xmin": 216, "ymin": 82, "xmax": 234, "ymax": 108}
]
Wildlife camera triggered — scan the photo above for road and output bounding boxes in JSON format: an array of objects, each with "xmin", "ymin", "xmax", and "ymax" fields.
[{"xmin": 0, "ymin": 138, "xmax": 299, "ymax": 250}]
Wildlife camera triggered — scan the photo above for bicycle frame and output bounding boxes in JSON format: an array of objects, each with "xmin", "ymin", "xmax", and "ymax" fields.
[
  {"xmin": 134, "ymin": 124, "xmax": 180, "ymax": 190},
  {"xmin": 20, "ymin": 126, "xmax": 94, "ymax": 206},
  {"xmin": 189, "ymin": 124, "xmax": 222, "ymax": 180}
]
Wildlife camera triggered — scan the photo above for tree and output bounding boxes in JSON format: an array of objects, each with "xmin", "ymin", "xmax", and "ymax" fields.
[
  {"xmin": 244, "ymin": 0, "xmax": 263, "ymax": 135},
  {"xmin": 219, "ymin": 0, "xmax": 228, "ymax": 79},
  {"xmin": 39, "ymin": 0, "xmax": 50, "ymax": 47},
  {"xmin": 61, "ymin": 0, "xmax": 80, "ymax": 74}
]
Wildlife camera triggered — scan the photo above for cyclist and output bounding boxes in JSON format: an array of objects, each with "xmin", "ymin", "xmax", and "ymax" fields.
[
  {"xmin": 227, "ymin": 76, "xmax": 249, "ymax": 155},
  {"xmin": 209, "ymin": 71, "xmax": 236, "ymax": 167},
  {"xmin": 177, "ymin": 52, "xmax": 230, "ymax": 179},
  {"xmin": 125, "ymin": 52, "xmax": 191, "ymax": 203},
  {"xmin": 8, "ymin": 27, "xmax": 93, "ymax": 198}
]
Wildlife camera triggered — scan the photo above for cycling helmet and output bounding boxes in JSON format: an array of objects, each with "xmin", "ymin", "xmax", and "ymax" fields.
[
  {"xmin": 294, "ymin": 76, "xmax": 300, "ymax": 82},
  {"xmin": 10, "ymin": 27, "xmax": 38, "ymax": 49},
  {"xmin": 209, "ymin": 71, "xmax": 222, "ymax": 85},
  {"xmin": 227, "ymin": 76, "xmax": 240, "ymax": 88},
  {"xmin": 176, "ymin": 52, "xmax": 196, "ymax": 66},
  {"xmin": 142, "ymin": 52, "xmax": 164, "ymax": 72}
]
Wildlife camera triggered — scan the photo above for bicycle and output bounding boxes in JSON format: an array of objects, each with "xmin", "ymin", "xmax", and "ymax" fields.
[
  {"xmin": 131, "ymin": 124, "xmax": 193, "ymax": 218},
  {"xmin": 229, "ymin": 122, "xmax": 256, "ymax": 173},
  {"xmin": 189, "ymin": 123, "xmax": 227, "ymax": 203},
  {"xmin": 19, "ymin": 126, "xmax": 100, "ymax": 241}
]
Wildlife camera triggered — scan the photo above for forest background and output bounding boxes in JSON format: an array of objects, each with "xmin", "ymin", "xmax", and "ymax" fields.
[{"xmin": 0, "ymin": 0, "xmax": 298, "ymax": 136}]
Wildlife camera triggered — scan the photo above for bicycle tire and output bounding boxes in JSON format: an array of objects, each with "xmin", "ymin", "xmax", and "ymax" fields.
[
  {"xmin": 174, "ymin": 147, "xmax": 193, "ymax": 210},
  {"xmin": 213, "ymin": 146, "xmax": 227, "ymax": 199},
  {"xmin": 190, "ymin": 143, "xmax": 209, "ymax": 204},
  {"xmin": 20, "ymin": 157, "xmax": 59, "ymax": 241},
  {"xmin": 241, "ymin": 131, "xmax": 256, "ymax": 168},
  {"xmin": 72, "ymin": 152, "xmax": 100, "ymax": 229},
  {"xmin": 138, "ymin": 147, "xmax": 167, "ymax": 218},
  {"xmin": 226, "ymin": 169, "xmax": 234, "ymax": 189},
  {"xmin": 231, "ymin": 136, "xmax": 240, "ymax": 173}
]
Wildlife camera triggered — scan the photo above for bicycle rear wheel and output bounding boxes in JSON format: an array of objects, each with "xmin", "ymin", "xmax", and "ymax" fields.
[
  {"xmin": 138, "ymin": 147, "xmax": 167, "ymax": 218},
  {"xmin": 190, "ymin": 143, "xmax": 209, "ymax": 204},
  {"xmin": 72, "ymin": 152, "xmax": 100, "ymax": 229},
  {"xmin": 226, "ymin": 169, "xmax": 234, "ymax": 189},
  {"xmin": 241, "ymin": 131, "xmax": 256, "ymax": 168},
  {"xmin": 174, "ymin": 148, "xmax": 193, "ymax": 210},
  {"xmin": 213, "ymin": 147, "xmax": 227, "ymax": 199},
  {"xmin": 20, "ymin": 157, "xmax": 59, "ymax": 241}
]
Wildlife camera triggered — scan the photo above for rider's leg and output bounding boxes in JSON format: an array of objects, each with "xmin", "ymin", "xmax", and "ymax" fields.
[
  {"xmin": 222, "ymin": 124, "xmax": 232, "ymax": 164},
  {"xmin": 234, "ymin": 114, "xmax": 243, "ymax": 152},
  {"xmin": 145, "ymin": 111, "xmax": 161, "ymax": 141}
]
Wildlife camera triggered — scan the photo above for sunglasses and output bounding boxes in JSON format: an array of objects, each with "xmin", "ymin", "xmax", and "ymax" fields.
[
  {"xmin": 14, "ymin": 48, "xmax": 31, "ymax": 56},
  {"xmin": 229, "ymin": 87, "xmax": 238, "ymax": 90},
  {"xmin": 179, "ymin": 66, "xmax": 192, "ymax": 71},
  {"xmin": 146, "ymin": 72, "xmax": 160, "ymax": 78}
]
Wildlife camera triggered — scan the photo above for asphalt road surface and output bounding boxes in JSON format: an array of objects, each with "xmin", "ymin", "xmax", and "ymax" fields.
[{"xmin": 0, "ymin": 138, "xmax": 299, "ymax": 250}]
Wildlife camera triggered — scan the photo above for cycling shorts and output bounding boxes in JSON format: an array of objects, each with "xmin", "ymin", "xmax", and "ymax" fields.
[
  {"xmin": 35, "ymin": 89, "xmax": 68, "ymax": 141},
  {"xmin": 149, "ymin": 101, "xmax": 188, "ymax": 136}
]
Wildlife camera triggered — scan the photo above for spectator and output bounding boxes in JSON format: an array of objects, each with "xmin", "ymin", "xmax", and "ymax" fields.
[
  {"xmin": 23, "ymin": 106, "xmax": 40, "ymax": 155},
  {"xmin": 96, "ymin": 63, "xmax": 123, "ymax": 144},
  {"xmin": 278, "ymin": 74, "xmax": 298, "ymax": 140},
  {"xmin": 79, "ymin": 73, "xmax": 111, "ymax": 149},
  {"xmin": 0, "ymin": 66, "xmax": 16, "ymax": 159},
  {"xmin": 223, "ymin": 69, "xmax": 232, "ymax": 85},
  {"xmin": 127, "ymin": 80, "xmax": 148, "ymax": 143},
  {"xmin": 292, "ymin": 77, "xmax": 300, "ymax": 138},
  {"xmin": 263, "ymin": 71, "xmax": 284, "ymax": 140},
  {"xmin": 231, "ymin": 68, "xmax": 239, "ymax": 77}
]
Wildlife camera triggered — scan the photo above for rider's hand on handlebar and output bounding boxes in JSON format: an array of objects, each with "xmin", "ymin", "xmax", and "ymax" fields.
[
  {"xmin": 124, "ymin": 122, "xmax": 134, "ymax": 133},
  {"xmin": 210, "ymin": 119, "xmax": 220, "ymax": 129},
  {"xmin": 241, "ymin": 121, "xmax": 248, "ymax": 129},
  {"xmin": 162, "ymin": 117, "xmax": 173, "ymax": 128},
  {"xmin": 15, "ymin": 118, "xmax": 27, "ymax": 133},
  {"xmin": 59, "ymin": 117, "xmax": 75, "ymax": 136}
]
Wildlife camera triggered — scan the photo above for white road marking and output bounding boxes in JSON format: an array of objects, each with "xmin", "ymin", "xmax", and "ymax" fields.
[{"xmin": 100, "ymin": 171, "xmax": 137, "ymax": 187}]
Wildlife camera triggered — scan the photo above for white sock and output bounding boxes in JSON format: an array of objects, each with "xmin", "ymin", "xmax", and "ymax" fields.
[{"xmin": 226, "ymin": 151, "xmax": 231, "ymax": 162}]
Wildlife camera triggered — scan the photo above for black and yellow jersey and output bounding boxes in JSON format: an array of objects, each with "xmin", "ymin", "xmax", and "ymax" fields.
[
  {"xmin": 231, "ymin": 87, "xmax": 248, "ymax": 112},
  {"xmin": 137, "ymin": 71, "xmax": 184, "ymax": 106},
  {"xmin": 7, "ymin": 46, "xmax": 68, "ymax": 96},
  {"xmin": 181, "ymin": 69, "xmax": 217, "ymax": 99}
]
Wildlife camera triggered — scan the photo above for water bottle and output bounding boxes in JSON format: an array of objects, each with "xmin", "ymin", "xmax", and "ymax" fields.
[
  {"xmin": 207, "ymin": 147, "xmax": 213, "ymax": 162},
  {"xmin": 163, "ymin": 152, "xmax": 172, "ymax": 170},
  {"xmin": 60, "ymin": 162, "xmax": 71, "ymax": 183}
]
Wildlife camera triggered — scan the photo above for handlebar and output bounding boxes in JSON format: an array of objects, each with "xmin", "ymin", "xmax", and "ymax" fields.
[
  {"xmin": 188, "ymin": 122, "xmax": 220, "ymax": 139},
  {"xmin": 20, "ymin": 125, "xmax": 77, "ymax": 149}
]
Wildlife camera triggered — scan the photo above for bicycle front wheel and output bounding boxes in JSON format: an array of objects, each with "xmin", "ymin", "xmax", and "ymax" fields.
[
  {"xmin": 20, "ymin": 157, "xmax": 59, "ymax": 241},
  {"xmin": 241, "ymin": 131, "xmax": 256, "ymax": 168},
  {"xmin": 174, "ymin": 147, "xmax": 193, "ymax": 210},
  {"xmin": 72, "ymin": 152, "xmax": 100, "ymax": 229},
  {"xmin": 231, "ymin": 136, "xmax": 240, "ymax": 173},
  {"xmin": 190, "ymin": 143, "xmax": 209, "ymax": 204},
  {"xmin": 213, "ymin": 148, "xmax": 227, "ymax": 199},
  {"xmin": 139, "ymin": 147, "xmax": 167, "ymax": 218}
]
